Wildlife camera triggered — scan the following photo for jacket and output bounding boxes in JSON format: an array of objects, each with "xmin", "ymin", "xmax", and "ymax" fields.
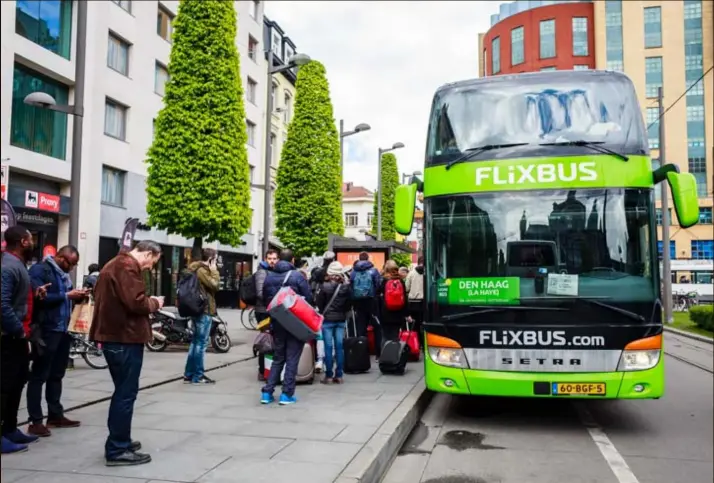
[
  {"xmin": 378, "ymin": 276, "xmax": 409, "ymax": 326},
  {"xmin": 350, "ymin": 260, "xmax": 381, "ymax": 297},
  {"xmin": 253, "ymin": 261, "xmax": 271, "ymax": 313},
  {"xmin": 189, "ymin": 261, "xmax": 220, "ymax": 315},
  {"xmin": 29, "ymin": 258, "xmax": 73, "ymax": 333},
  {"xmin": 263, "ymin": 260, "xmax": 313, "ymax": 307},
  {"xmin": 1, "ymin": 252, "xmax": 31, "ymax": 337},
  {"xmin": 83, "ymin": 271, "xmax": 100, "ymax": 290},
  {"xmin": 89, "ymin": 252, "xmax": 160, "ymax": 344},
  {"xmin": 405, "ymin": 266, "xmax": 424, "ymax": 301},
  {"xmin": 316, "ymin": 281, "xmax": 352, "ymax": 322}
]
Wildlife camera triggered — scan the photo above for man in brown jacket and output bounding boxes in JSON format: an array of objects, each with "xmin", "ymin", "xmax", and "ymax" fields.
[{"xmin": 89, "ymin": 241, "xmax": 163, "ymax": 467}]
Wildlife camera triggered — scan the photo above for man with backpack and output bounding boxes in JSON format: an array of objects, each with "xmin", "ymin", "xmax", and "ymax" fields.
[
  {"xmin": 260, "ymin": 249, "xmax": 312, "ymax": 405},
  {"xmin": 349, "ymin": 252, "xmax": 383, "ymax": 357}
]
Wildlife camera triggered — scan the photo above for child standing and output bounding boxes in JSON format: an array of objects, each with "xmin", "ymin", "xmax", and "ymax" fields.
[{"xmin": 316, "ymin": 262, "xmax": 352, "ymax": 384}]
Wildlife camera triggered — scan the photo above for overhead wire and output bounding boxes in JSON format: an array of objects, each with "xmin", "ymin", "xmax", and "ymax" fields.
[{"xmin": 646, "ymin": 65, "xmax": 713, "ymax": 129}]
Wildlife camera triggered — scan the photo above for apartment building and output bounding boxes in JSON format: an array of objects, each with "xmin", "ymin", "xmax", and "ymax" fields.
[
  {"xmin": 342, "ymin": 182, "xmax": 374, "ymax": 241},
  {"xmin": 478, "ymin": 0, "xmax": 713, "ymax": 262}
]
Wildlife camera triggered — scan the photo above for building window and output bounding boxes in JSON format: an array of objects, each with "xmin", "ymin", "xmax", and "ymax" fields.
[
  {"xmin": 684, "ymin": 0, "xmax": 702, "ymax": 19},
  {"xmin": 482, "ymin": 49, "xmax": 487, "ymax": 76},
  {"xmin": 367, "ymin": 213, "xmax": 374, "ymax": 227},
  {"xmin": 645, "ymin": 57, "xmax": 662, "ymax": 98},
  {"xmin": 104, "ymin": 99, "xmax": 127, "ymax": 141},
  {"xmin": 605, "ymin": 0, "xmax": 624, "ymax": 71},
  {"xmin": 246, "ymin": 120, "xmax": 256, "ymax": 146},
  {"xmin": 573, "ymin": 65, "xmax": 589, "ymax": 70},
  {"xmin": 250, "ymin": 0, "xmax": 259, "ymax": 20},
  {"xmin": 271, "ymin": 31, "xmax": 281, "ymax": 58},
  {"xmin": 246, "ymin": 77, "xmax": 257, "ymax": 104},
  {"xmin": 688, "ymin": 157, "xmax": 708, "ymax": 197},
  {"xmin": 539, "ymin": 19, "xmax": 556, "ymax": 59},
  {"xmin": 157, "ymin": 5, "xmax": 174, "ymax": 41},
  {"xmin": 646, "ymin": 107, "xmax": 659, "ymax": 149},
  {"xmin": 572, "ymin": 17, "xmax": 588, "ymax": 56},
  {"xmin": 686, "ymin": 105, "xmax": 705, "ymax": 122},
  {"xmin": 511, "ymin": 26, "xmax": 524, "ymax": 65},
  {"xmin": 271, "ymin": 82, "xmax": 278, "ymax": 111},
  {"xmin": 655, "ymin": 208, "xmax": 672, "ymax": 226},
  {"xmin": 643, "ymin": 7, "xmax": 662, "ymax": 48},
  {"xmin": 107, "ymin": 33, "xmax": 129, "ymax": 76},
  {"xmin": 269, "ymin": 132, "xmax": 277, "ymax": 165},
  {"xmin": 540, "ymin": 67, "xmax": 556, "ymax": 71},
  {"xmin": 285, "ymin": 45, "xmax": 295, "ymax": 62},
  {"xmin": 283, "ymin": 93, "xmax": 292, "ymax": 123},
  {"xmin": 10, "ymin": 64, "xmax": 69, "ymax": 160},
  {"xmin": 691, "ymin": 240, "xmax": 714, "ymax": 260},
  {"xmin": 15, "ymin": 0, "xmax": 73, "ymax": 59},
  {"xmin": 155, "ymin": 62, "xmax": 169, "ymax": 96},
  {"xmin": 345, "ymin": 213, "xmax": 358, "ymax": 227},
  {"xmin": 101, "ymin": 166, "xmax": 125, "ymax": 206},
  {"xmin": 657, "ymin": 241, "xmax": 676, "ymax": 260},
  {"xmin": 248, "ymin": 36, "xmax": 259, "ymax": 61},
  {"xmin": 112, "ymin": 0, "xmax": 131, "ymax": 13},
  {"xmin": 492, "ymin": 37, "xmax": 500, "ymax": 74},
  {"xmin": 699, "ymin": 207, "xmax": 713, "ymax": 224}
]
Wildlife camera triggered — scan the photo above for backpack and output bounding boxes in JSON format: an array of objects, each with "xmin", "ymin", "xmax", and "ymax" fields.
[
  {"xmin": 352, "ymin": 270, "xmax": 375, "ymax": 299},
  {"xmin": 240, "ymin": 273, "xmax": 258, "ymax": 306},
  {"xmin": 384, "ymin": 279, "xmax": 406, "ymax": 311},
  {"xmin": 176, "ymin": 270, "xmax": 206, "ymax": 317}
]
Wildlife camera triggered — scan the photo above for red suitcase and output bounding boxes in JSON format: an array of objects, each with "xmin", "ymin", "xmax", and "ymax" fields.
[
  {"xmin": 268, "ymin": 287, "xmax": 322, "ymax": 341},
  {"xmin": 399, "ymin": 322, "xmax": 420, "ymax": 362}
]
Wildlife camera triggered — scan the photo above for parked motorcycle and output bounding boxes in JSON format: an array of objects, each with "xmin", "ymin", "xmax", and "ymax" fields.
[{"xmin": 146, "ymin": 307, "xmax": 231, "ymax": 353}]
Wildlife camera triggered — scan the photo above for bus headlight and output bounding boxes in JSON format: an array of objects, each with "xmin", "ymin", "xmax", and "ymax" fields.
[
  {"xmin": 428, "ymin": 347, "xmax": 468, "ymax": 368},
  {"xmin": 617, "ymin": 350, "xmax": 661, "ymax": 371}
]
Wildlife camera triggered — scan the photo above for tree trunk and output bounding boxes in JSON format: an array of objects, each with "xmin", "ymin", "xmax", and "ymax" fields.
[{"xmin": 192, "ymin": 237, "xmax": 203, "ymax": 263}]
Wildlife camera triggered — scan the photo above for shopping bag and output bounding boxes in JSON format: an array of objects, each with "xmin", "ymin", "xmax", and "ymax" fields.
[{"xmin": 68, "ymin": 302, "xmax": 94, "ymax": 334}]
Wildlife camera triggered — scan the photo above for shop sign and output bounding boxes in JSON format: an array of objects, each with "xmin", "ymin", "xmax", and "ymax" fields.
[
  {"xmin": 336, "ymin": 251, "xmax": 386, "ymax": 269},
  {"xmin": 23, "ymin": 190, "xmax": 60, "ymax": 213},
  {"xmin": 15, "ymin": 209, "xmax": 57, "ymax": 226}
]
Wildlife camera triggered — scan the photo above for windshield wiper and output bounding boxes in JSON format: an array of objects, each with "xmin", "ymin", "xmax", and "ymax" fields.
[
  {"xmin": 539, "ymin": 140, "xmax": 629, "ymax": 161},
  {"xmin": 520, "ymin": 296, "xmax": 644, "ymax": 322},
  {"xmin": 441, "ymin": 305, "xmax": 567, "ymax": 322},
  {"xmin": 445, "ymin": 143, "xmax": 529, "ymax": 170}
]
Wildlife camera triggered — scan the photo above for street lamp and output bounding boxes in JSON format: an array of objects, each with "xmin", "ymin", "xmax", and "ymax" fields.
[
  {"xmin": 401, "ymin": 170, "xmax": 423, "ymax": 185},
  {"xmin": 339, "ymin": 120, "xmax": 371, "ymax": 177},
  {"xmin": 376, "ymin": 142, "xmax": 405, "ymax": 240},
  {"xmin": 262, "ymin": 51, "xmax": 312, "ymax": 256}
]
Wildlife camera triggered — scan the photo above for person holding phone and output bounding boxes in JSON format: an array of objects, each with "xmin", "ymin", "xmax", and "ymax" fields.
[{"xmin": 183, "ymin": 249, "xmax": 220, "ymax": 385}]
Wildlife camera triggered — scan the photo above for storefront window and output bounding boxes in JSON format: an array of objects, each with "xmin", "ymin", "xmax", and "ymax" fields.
[{"xmin": 15, "ymin": 0, "xmax": 73, "ymax": 59}]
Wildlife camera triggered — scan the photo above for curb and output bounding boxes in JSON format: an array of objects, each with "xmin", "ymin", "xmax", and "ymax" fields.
[
  {"xmin": 664, "ymin": 325, "xmax": 713, "ymax": 345},
  {"xmin": 335, "ymin": 378, "xmax": 433, "ymax": 483}
]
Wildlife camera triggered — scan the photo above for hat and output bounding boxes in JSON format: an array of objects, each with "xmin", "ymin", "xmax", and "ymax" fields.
[
  {"xmin": 327, "ymin": 261, "xmax": 344, "ymax": 276},
  {"xmin": 323, "ymin": 251, "xmax": 336, "ymax": 260}
]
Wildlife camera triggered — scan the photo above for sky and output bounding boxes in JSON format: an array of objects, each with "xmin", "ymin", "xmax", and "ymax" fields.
[{"xmin": 265, "ymin": 0, "xmax": 500, "ymax": 191}]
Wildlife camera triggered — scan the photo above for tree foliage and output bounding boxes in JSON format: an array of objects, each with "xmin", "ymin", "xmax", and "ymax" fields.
[
  {"xmin": 391, "ymin": 252, "xmax": 412, "ymax": 268},
  {"xmin": 145, "ymin": 0, "xmax": 251, "ymax": 252},
  {"xmin": 275, "ymin": 61, "xmax": 343, "ymax": 257},
  {"xmin": 371, "ymin": 152, "xmax": 399, "ymax": 241}
]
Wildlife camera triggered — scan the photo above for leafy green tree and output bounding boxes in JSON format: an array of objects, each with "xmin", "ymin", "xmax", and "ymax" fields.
[
  {"xmin": 371, "ymin": 152, "xmax": 399, "ymax": 241},
  {"xmin": 275, "ymin": 61, "xmax": 343, "ymax": 257},
  {"xmin": 391, "ymin": 252, "xmax": 413, "ymax": 268},
  {"xmin": 145, "ymin": 0, "xmax": 251, "ymax": 257}
]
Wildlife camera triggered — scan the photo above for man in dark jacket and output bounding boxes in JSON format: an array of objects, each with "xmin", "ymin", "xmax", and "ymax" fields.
[
  {"xmin": 255, "ymin": 249, "xmax": 278, "ymax": 381},
  {"xmin": 27, "ymin": 245, "xmax": 88, "ymax": 437},
  {"xmin": 260, "ymin": 249, "xmax": 312, "ymax": 405},
  {"xmin": 349, "ymin": 252, "xmax": 383, "ymax": 357},
  {"xmin": 309, "ymin": 251, "xmax": 335, "ymax": 296},
  {"xmin": 90, "ymin": 241, "xmax": 163, "ymax": 466}
]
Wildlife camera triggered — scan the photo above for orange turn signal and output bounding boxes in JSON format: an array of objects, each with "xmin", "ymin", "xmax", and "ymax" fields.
[
  {"xmin": 624, "ymin": 334, "xmax": 662, "ymax": 351},
  {"xmin": 426, "ymin": 333, "xmax": 462, "ymax": 349}
]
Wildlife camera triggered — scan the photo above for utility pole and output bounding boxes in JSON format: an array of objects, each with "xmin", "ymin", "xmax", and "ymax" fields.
[
  {"xmin": 377, "ymin": 147, "xmax": 384, "ymax": 240},
  {"xmin": 261, "ymin": 50, "xmax": 275, "ymax": 258},
  {"xmin": 658, "ymin": 86, "xmax": 673, "ymax": 325}
]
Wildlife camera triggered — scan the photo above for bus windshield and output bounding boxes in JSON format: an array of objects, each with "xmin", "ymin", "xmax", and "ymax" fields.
[
  {"xmin": 427, "ymin": 72, "xmax": 648, "ymax": 165},
  {"xmin": 426, "ymin": 188, "xmax": 658, "ymax": 319}
]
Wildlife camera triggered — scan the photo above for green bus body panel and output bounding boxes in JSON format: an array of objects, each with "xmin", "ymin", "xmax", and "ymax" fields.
[
  {"xmin": 395, "ymin": 183, "xmax": 418, "ymax": 235},
  {"xmin": 666, "ymin": 171, "xmax": 699, "ymax": 228},
  {"xmin": 423, "ymin": 155, "xmax": 653, "ymax": 197}
]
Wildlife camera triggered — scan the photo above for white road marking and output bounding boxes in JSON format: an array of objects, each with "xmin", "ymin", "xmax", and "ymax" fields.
[{"xmin": 575, "ymin": 403, "xmax": 641, "ymax": 483}]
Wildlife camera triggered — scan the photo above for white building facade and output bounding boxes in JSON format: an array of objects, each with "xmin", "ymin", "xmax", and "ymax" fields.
[{"xmin": 342, "ymin": 182, "xmax": 374, "ymax": 241}]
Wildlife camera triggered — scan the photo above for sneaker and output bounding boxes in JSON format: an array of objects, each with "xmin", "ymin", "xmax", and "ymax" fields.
[
  {"xmin": 315, "ymin": 361, "xmax": 324, "ymax": 373},
  {"xmin": 333, "ymin": 377, "xmax": 344, "ymax": 384},
  {"xmin": 191, "ymin": 375, "xmax": 215, "ymax": 385},
  {"xmin": 182, "ymin": 376, "xmax": 192, "ymax": 384},
  {"xmin": 4, "ymin": 429, "xmax": 39, "ymax": 445},
  {"xmin": 27, "ymin": 423, "xmax": 51, "ymax": 438},
  {"xmin": 279, "ymin": 393, "xmax": 297, "ymax": 405},
  {"xmin": 321, "ymin": 377, "xmax": 333, "ymax": 385},
  {"xmin": 46, "ymin": 416, "xmax": 81, "ymax": 428},
  {"xmin": 130, "ymin": 440, "xmax": 142, "ymax": 452},
  {"xmin": 106, "ymin": 450, "xmax": 152, "ymax": 466},
  {"xmin": 1, "ymin": 436, "xmax": 29, "ymax": 454},
  {"xmin": 260, "ymin": 392, "xmax": 275, "ymax": 404}
]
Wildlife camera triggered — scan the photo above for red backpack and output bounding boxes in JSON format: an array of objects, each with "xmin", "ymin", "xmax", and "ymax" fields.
[{"xmin": 384, "ymin": 279, "xmax": 406, "ymax": 311}]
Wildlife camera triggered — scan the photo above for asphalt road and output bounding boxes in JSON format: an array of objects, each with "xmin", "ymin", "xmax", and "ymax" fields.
[{"xmin": 383, "ymin": 331, "xmax": 713, "ymax": 483}]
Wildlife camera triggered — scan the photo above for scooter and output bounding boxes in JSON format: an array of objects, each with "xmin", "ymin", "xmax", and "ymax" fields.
[{"xmin": 146, "ymin": 307, "xmax": 231, "ymax": 353}]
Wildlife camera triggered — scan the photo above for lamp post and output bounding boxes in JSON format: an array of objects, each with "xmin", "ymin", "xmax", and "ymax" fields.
[
  {"xmin": 262, "ymin": 51, "xmax": 311, "ymax": 256},
  {"xmin": 339, "ymin": 120, "xmax": 371, "ymax": 177},
  {"xmin": 402, "ymin": 171, "xmax": 422, "ymax": 185},
  {"xmin": 23, "ymin": 0, "xmax": 87, "ymax": 284},
  {"xmin": 376, "ymin": 142, "xmax": 405, "ymax": 240}
]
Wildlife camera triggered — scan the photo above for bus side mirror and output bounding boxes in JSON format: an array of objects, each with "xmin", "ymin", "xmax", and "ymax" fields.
[
  {"xmin": 395, "ymin": 183, "xmax": 417, "ymax": 235},
  {"xmin": 656, "ymin": 168, "xmax": 699, "ymax": 228}
]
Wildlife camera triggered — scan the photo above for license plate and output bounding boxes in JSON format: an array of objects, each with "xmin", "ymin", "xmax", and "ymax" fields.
[{"xmin": 552, "ymin": 382, "xmax": 605, "ymax": 396}]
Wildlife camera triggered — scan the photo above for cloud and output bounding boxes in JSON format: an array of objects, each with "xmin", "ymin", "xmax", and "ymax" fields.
[{"xmin": 265, "ymin": 1, "xmax": 499, "ymax": 190}]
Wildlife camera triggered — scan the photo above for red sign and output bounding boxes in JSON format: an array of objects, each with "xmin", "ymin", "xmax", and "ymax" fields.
[
  {"xmin": 43, "ymin": 245, "xmax": 57, "ymax": 258},
  {"xmin": 38, "ymin": 193, "xmax": 60, "ymax": 213},
  {"xmin": 336, "ymin": 251, "xmax": 386, "ymax": 270}
]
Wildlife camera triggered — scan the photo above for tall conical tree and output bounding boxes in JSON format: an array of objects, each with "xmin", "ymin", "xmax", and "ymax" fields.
[
  {"xmin": 145, "ymin": 0, "xmax": 251, "ymax": 257},
  {"xmin": 275, "ymin": 61, "xmax": 343, "ymax": 257},
  {"xmin": 372, "ymin": 152, "xmax": 399, "ymax": 241}
]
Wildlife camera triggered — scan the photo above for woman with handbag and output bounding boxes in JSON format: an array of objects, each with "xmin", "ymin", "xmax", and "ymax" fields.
[{"xmin": 315, "ymin": 262, "xmax": 352, "ymax": 384}]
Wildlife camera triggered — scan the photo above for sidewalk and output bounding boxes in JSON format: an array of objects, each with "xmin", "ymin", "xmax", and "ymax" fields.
[{"xmin": 2, "ymin": 311, "xmax": 427, "ymax": 483}]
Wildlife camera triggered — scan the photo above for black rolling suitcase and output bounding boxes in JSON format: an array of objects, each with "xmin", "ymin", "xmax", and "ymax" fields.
[
  {"xmin": 344, "ymin": 310, "xmax": 371, "ymax": 374},
  {"xmin": 379, "ymin": 340, "xmax": 409, "ymax": 375}
]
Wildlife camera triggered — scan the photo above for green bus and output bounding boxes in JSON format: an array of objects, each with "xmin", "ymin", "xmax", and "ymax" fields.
[{"xmin": 395, "ymin": 70, "xmax": 699, "ymax": 399}]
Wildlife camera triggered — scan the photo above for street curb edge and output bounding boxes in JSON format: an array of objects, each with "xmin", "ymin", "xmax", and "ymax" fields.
[{"xmin": 663, "ymin": 325, "xmax": 713, "ymax": 345}]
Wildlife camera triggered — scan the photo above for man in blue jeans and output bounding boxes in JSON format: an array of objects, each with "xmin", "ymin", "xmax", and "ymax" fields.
[
  {"xmin": 89, "ymin": 241, "xmax": 163, "ymax": 466},
  {"xmin": 260, "ymin": 249, "xmax": 312, "ymax": 405}
]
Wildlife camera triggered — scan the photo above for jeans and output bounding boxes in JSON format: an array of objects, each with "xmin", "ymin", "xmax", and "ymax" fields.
[
  {"xmin": 352, "ymin": 298, "xmax": 383, "ymax": 357},
  {"xmin": 262, "ymin": 323, "xmax": 303, "ymax": 397},
  {"xmin": 103, "ymin": 342, "xmax": 144, "ymax": 459},
  {"xmin": 27, "ymin": 331, "xmax": 71, "ymax": 423},
  {"xmin": 322, "ymin": 321, "xmax": 345, "ymax": 378},
  {"xmin": 184, "ymin": 314, "xmax": 212, "ymax": 382},
  {"xmin": 1, "ymin": 336, "xmax": 30, "ymax": 436}
]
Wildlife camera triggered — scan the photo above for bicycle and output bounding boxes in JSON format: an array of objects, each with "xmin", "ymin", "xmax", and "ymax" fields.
[
  {"xmin": 68, "ymin": 332, "xmax": 108, "ymax": 369},
  {"xmin": 672, "ymin": 291, "xmax": 698, "ymax": 312},
  {"xmin": 241, "ymin": 307, "xmax": 257, "ymax": 330}
]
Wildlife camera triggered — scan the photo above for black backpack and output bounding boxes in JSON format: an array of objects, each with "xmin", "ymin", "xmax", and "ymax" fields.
[
  {"xmin": 176, "ymin": 270, "xmax": 206, "ymax": 317},
  {"xmin": 240, "ymin": 273, "xmax": 258, "ymax": 306}
]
